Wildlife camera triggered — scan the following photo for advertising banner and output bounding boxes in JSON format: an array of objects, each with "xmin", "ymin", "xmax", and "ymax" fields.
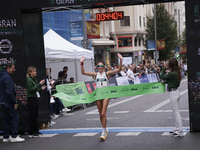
[
  {"xmin": 54, "ymin": 74, "xmax": 161, "ymax": 107},
  {"xmin": 147, "ymin": 40, "xmax": 155, "ymax": 51},
  {"xmin": 54, "ymin": 82, "xmax": 165, "ymax": 107},
  {"xmin": 69, "ymin": 22, "xmax": 83, "ymax": 40}
]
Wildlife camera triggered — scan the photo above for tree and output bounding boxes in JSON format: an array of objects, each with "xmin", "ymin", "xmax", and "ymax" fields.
[
  {"xmin": 180, "ymin": 29, "xmax": 187, "ymax": 62},
  {"xmin": 145, "ymin": 4, "xmax": 179, "ymax": 61}
]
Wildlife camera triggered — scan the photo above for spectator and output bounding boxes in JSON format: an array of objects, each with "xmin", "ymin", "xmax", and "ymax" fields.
[
  {"xmin": 183, "ymin": 62, "xmax": 187, "ymax": 76},
  {"xmin": 139, "ymin": 64, "xmax": 146, "ymax": 76},
  {"xmin": 26, "ymin": 66, "xmax": 46, "ymax": 138},
  {"xmin": 0, "ymin": 63, "xmax": 25, "ymax": 143},
  {"xmin": 46, "ymin": 68, "xmax": 52, "ymax": 79},
  {"xmin": 127, "ymin": 65, "xmax": 134, "ymax": 84},
  {"xmin": 120, "ymin": 66, "xmax": 127, "ymax": 76},
  {"xmin": 108, "ymin": 65, "xmax": 112, "ymax": 71},
  {"xmin": 58, "ymin": 66, "xmax": 68, "ymax": 80},
  {"xmin": 160, "ymin": 61, "xmax": 164, "ymax": 71},
  {"xmin": 70, "ymin": 77, "xmax": 75, "ymax": 83}
]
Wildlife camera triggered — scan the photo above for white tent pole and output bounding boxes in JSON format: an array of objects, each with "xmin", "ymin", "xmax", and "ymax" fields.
[{"xmin": 47, "ymin": 58, "xmax": 50, "ymax": 80}]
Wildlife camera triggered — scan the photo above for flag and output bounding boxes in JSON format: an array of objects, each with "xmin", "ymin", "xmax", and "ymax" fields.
[
  {"xmin": 157, "ymin": 39, "xmax": 165, "ymax": 50},
  {"xmin": 180, "ymin": 46, "xmax": 187, "ymax": 53},
  {"xmin": 86, "ymin": 21, "xmax": 100, "ymax": 39}
]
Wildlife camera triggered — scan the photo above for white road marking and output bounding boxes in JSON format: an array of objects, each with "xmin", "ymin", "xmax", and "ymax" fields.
[
  {"xmin": 86, "ymin": 111, "xmax": 99, "ymax": 114},
  {"xmin": 63, "ymin": 113, "xmax": 74, "ymax": 116},
  {"xmin": 144, "ymin": 89, "xmax": 188, "ymax": 112},
  {"xmin": 116, "ymin": 132, "xmax": 141, "ymax": 136},
  {"xmin": 39, "ymin": 134, "xmax": 58, "ymax": 137},
  {"xmin": 162, "ymin": 132, "xmax": 171, "ymax": 136},
  {"xmin": 73, "ymin": 133, "xmax": 98, "ymax": 136},
  {"xmin": 155, "ymin": 110, "xmax": 188, "ymax": 112},
  {"xmin": 114, "ymin": 111, "xmax": 129, "ymax": 114},
  {"xmin": 87, "ymin": 117, "xmax": 119, "ymax": 121}
]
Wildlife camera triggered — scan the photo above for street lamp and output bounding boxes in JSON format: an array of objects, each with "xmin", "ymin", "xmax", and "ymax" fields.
[{"xmin": 154, "ymin": 4, "xmax": 158, "ymax": 63}]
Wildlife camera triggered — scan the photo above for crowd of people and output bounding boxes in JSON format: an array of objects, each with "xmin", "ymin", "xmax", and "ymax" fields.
[
  {"xmin": 0, "ymin": 58, "xmax": 188, "ymax": 142},
  {"xmin": 94, "ymin": 61, "xmax": 187, "ymax": 82},
  {"xmin": 46, "ymin": 67, "xmax": 73, "ymax": 128},
  {"xmin": 0, "ymin": 64, "xmax": 75, "ymax": 142}
]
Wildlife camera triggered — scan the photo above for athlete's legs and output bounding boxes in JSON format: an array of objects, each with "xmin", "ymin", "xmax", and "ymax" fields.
[
  {"xmin": 96, "ymin": 100, "xmax": 103, "ymax": 125},
  {"xmin": 96, "ymin": 99, "xmax": 109, "ymax": 128}
]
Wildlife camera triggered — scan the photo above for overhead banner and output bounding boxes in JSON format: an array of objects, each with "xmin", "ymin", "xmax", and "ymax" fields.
[
  {"xmin": 86, "ymin": 21, "xmax": 100, "ymax": 39},
  {"xmin": 157, "ymin": 39, "xmax": 165, "ymax": 50},
  {"xmin": 54, "ymin": 82, "xmax": 165, "ymax": 107}
]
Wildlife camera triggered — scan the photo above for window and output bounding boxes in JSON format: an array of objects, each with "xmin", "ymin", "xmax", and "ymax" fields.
[
  {"xmin": 139, "ymin": 38, "xmax": 141, "ymax": 46},
  {"xmin": 118, "ymin": 37, "xmax": 132, "ymax": 48},
  {"xmin": 139, "ymin": 16, "xmax": 141, "ymax": 26},
  {"xmin": 174, "ymin": 9, "xmax": 177, "ymax": 15},
  {"xmin": 120, "ymin": 16, "xmax": 130, "ymax": 26},
  {"xmin": 143, "ymin": 17, "xmax": 145, "ymax": 26},
  {"xmin": 134, "ymin": 37, "xmax": 137, "ymax": 47}
]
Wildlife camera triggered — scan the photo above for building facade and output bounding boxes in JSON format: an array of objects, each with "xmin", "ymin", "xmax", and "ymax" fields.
[{"xmin": 109, "ymin": 5, "xmax": 153, "ymax": 66}]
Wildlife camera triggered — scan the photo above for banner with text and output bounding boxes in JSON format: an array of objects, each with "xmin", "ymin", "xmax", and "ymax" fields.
[{"xmin": 54, "ymin": 82, "xmax": 165, "ymax": 107}]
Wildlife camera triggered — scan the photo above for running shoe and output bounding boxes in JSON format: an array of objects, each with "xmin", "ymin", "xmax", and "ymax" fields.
[
  {"xmin": 171, "ymin": 132, "xmax": 184, "ymax": 137},
  {"xmin": 10, "ymin": 136, "xmax": 25, "ymax": 142},
  {"xmin": 100, "ymin": 129, "xmax": 108, "ymax": 140},
  {"xmin": 3, "ymin": 137, "xmax": 10, "ymax": 143},
  {"xmin": 169, "ymin": 131, "xmax": 174, "ymax": 135},
  {"xmin": 62, "ymin": 107, "xmax": 71, "ymax": 112}
]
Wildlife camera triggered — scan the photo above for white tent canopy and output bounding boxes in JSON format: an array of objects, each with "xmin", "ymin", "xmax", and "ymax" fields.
[{"xmin": 44, "ymin": 29, "xmax": 94, "ymax": 82}]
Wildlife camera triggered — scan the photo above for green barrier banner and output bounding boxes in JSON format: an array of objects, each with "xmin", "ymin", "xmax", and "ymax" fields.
[{"xmin": 53, "ymin": 82, "xmax": 165, "ymax": 107}]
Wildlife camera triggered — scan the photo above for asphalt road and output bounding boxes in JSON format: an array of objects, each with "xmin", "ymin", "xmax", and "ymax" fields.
[{"xmin": 2, "ymin": 78, "xmax": 200, "ymax": 150}]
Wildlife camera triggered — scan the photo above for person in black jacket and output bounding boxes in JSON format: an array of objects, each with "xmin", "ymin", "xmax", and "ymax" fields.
[{"xmin": 0, "ymin": 63, "xmax": 25, "ymax": 143}]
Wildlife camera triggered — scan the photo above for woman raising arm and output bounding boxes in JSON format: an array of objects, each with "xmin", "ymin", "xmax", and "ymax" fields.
[{"xmin": 80, "ymin": 53, "xmax": 123, "ymax": 140}]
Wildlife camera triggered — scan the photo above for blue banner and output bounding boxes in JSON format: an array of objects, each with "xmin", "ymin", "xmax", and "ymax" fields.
[
  {"xmin": 69, "ymin": 21, "xmax": 83, "ymax": 40},
  {"xmin": 147, "ymin": 40, "xmax": 155, "ymax": 51}
]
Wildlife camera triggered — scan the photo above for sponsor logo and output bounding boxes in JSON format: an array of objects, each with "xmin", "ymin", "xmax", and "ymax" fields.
[
  {"xmin": 81, "ymin": 98, "xmax": 87, "ymax": 101},
  {"xmin": 65, "ymin": 92, "xmax": 74, "ymax": 95},
  {"xmin": 101, "ymin": 89, "xmax": 108, "ymax": 97},
  {"xmin": 75, "ymin": 88, "xmax": 84, "ymax": 94},
  {"xmin": 142, "ymin": 85, "xmax": 150, "ymax": 92},
  {"xmin": 51, "ymin": 0, "xmax": 75, "ymax": 5},
  {"xmin": 152, "ymin": 86, "xmax": 159, "ymax": 90},
  {"xmin": 0, "ymin": 19, "xmax": 16, "ymax": 28},
  {"xmin": 110, "ymin": 90, "xmax": 117, "ymax": 94},
  {"xmin": 131, "ymin": 88, "xmax": 138, "ymax": 92},
  {"xmin": 122, "ymin": 88, "xmax": 129, "ymax": 94},
  {"xmin": 0, "ymin": 39, "xmax": 13, "ymax": 54}
]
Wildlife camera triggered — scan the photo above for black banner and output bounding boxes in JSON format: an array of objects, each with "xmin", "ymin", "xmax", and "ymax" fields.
[
  {"xmin": 186, "ymin": 0, "xmax": 200, "ymax": 132},
  {"xmin": 0, "ymin": 0, "xmax": 192, "ymax": 132}
]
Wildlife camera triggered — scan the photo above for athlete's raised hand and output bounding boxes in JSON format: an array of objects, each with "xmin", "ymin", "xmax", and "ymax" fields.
[
  {"xmin": 80, "ymin": 56, "xmax": 85, "ymax": 62},
  {"xmin": 117, "ymin": 53, "xmax": 123, "ymax": 61}
]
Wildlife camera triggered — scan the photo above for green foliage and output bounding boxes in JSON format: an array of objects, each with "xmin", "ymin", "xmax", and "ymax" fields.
[{"xmin": 145, "ymin": 4, "xmax": 179, "ymax": 61}]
